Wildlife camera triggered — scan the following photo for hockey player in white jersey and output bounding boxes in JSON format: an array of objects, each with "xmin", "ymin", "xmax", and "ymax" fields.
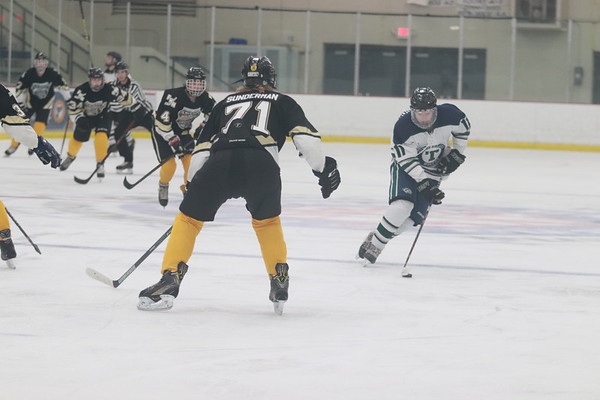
[
  {"xmin": 1, "ymin": 83, "xmax": 61, "ymax": 268},
  {"xmin": 357, "ymin": 87, "xmax": 470, "ymax": 267}
]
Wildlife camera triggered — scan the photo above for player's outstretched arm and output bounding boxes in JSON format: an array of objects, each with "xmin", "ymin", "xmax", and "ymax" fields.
[{"xmin": 32, "ymin": 136, "xmax": 61, "ymax": 168}]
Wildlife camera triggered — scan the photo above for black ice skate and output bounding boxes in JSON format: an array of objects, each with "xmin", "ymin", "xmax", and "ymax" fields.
[
  {"xmin": 96, "ymin": 162, "xmax": 105, "ymax": 178},
  {"xmin": 59, "ymin": 155, "xmax": 76, "ymax": 171},
  {"xmin": 116, "ymin": 161, "xmax": 133, "ymax": 175},
  {"xmin": 269, "ymin": 263, "xmax": 289, "ymax": 315},
  {"xmin": 0, "ymin": 229, "xmax": 17, "ymax": 269},
  {"xmin": 357, "ymin": 231, "xmax": 382, "ymax": 266},
  {"xmin": 158, "ymin": 183, "xmax": 169, "ymax": 207},
  {"xmin": 137, "ymin": 261, "xmax": 188, "ymax": 311},
  {"xmin": 4, "ymin": 143, "xmax": 19, "ymax": 157}
]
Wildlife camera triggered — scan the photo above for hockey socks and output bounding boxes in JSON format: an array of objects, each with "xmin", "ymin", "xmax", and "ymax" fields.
[
  {"xmin": 93, "ymin": 131, "xmax": 109, "ymax": 162},
  {"xmin": 252, "ymin": 216, "xmax": 287, "ymax": 276},
  {"xmin": 161, "ymin": 212, "xmax": 204, "ymax": 273}
]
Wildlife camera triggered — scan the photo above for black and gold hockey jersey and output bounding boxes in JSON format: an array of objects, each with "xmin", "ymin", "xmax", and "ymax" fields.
[
  {"xmin": 154, "ymin": 87, "xmax": 215, "ymax": 140},
  {"xmin": 0, "ymin": 84, "xmax": 39, "ymax": 148},
  {"xmin": 15, "ymin": 67, "xmax": 68, "ymax": 110},
  {"xmin": 67, "ymin": 82, "xmax": 131, "ymax": 121},
  {"xmin": 198, "ymin": 89, "xmax": 319, "ymax": 157},
  {"xmin": 189, "ymin": 87, "xmax": 326, "ymax": 180}
]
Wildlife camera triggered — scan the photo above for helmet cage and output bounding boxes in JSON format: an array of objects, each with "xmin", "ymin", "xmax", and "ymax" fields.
[
  {"xmin": 34, "ymin": 58, "xmax": 49, "ymax": 71},
  {"xmin": 185, "ymin": 79, "xmax": 206, "ymax": 97},
  {"xmin": 410, "ymin": 108, "xmax": 438, "ymax": 130}
]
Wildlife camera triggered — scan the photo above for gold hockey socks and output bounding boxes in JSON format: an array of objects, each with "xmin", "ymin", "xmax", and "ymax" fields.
[
  {"xmin": 159, "ymin": 158, "xmax": 177, "ymax": 185},
  {"xmin": 180, "ymin": 154, "xmax": 191, "ymax": 183},
  {"xmin": 161, "ymin": 212, "xmax": 204, "ymax": 273},
  {"xmin": 252, "ymin": 216, "xmax": 287, "ymax": 275},
  {"xmin": 93, "ymin": 131, "xmax": 109, "ymax": 162},
  {"xmin": 67, "ymin": 139, "xmax": 83, "ymax": 158},
  {"xmin": 33, "ymin": 121, "xmax": 46, "ymax": 136},
  {"xmin": 0, "ymin": 201, "xmax": 9, "ymax": 231}
]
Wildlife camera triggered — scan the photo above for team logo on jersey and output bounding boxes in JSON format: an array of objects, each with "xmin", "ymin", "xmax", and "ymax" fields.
[
  {"xmin": 176, "ymin": 107, "xmax": 202, "ymax": 130},
  {"xmin": 31, "ymin": 82, "xmax": 52, "ymax": 99},
  {"xmin": 250, "ymin": 65, "xmax": 257, "ymax": 71},
  {"xmin": 420, "ymin": 144, "xmax": 445, "ymax": 166},
  {"xmin": 84, "ymin": 100, "xmax": 107, "ymax": 116}
]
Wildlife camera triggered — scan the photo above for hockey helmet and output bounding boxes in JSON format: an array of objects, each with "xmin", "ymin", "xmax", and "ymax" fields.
[
  {"xmin": 115, "ymin": 61, "xmax": 129, "ymax": 72},
  {"xmin": 88, "ymin": 67, "xmax": 105, "ymax": 92},
  {"xmin": 106, "ymin": 51, "xmax": 122, "ymax": 63},
  {"xmin": 241, "ymin": 56, "xmax": 276, "ymax": 88},
  {"xmin": 34, "ymin": 52, "xmax": 48, "ymax": 61},
  {"xmin": 185, "ymin": 66, "xmax": 206, "ymax": 97},
  {"xmin": 33, "ymin": 51, "xmax": 49, "ymax": 71},
  {"xmin": 409, "ymin": 87, "xmax": 437, "ymax": 130},
  {"xmin": 410, "ymin": 87, "xmax": 437, "ymax": 110}
]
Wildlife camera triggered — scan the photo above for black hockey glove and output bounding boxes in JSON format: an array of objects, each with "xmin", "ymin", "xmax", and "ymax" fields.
[
  {"xmin": 313, "ymin": 156, "xmax": 341, "ymax": 199},
  {"xmin": 33, "ymin": 136, "xmax": 61, "ymax": 169},
  {"xmin": 168, "ymin": 136, "xmax": 185, "ymax": 156},
  {"xmin": 438, "ymin": 149, "xmax": 465, "ymax": 174},
  {"xmin": 416, "ymin": 178, "xmax": 444, "ymax": 205}
]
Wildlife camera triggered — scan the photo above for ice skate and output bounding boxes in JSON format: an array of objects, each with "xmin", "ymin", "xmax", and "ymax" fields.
[
  {"xmin": 96, "ymin": 162, "xmax": 105, "ymax": 178},
  {"xmin": 4, "ymin": 143, "xmax": 20, "ymax": 156},
  {"xmin": 116, "ymin": 161, "xmax": 133, "ymax": 175},
  {"xmin": 0, "ymin": 229, "xmax": 17, "ymax": 268},
  {"xmin": 158, "ymin": 182, "xmax": 169, "ymax": 207},
  {"xmin": 357, "ymin": 231, "xmax": 381, "ymax": 266},
  {"xmin": 138, "ymin": 262, "xmax": 188, "ymax": 311},
  {"xmin": 269, "ymin": 263, "xmax": 289, "ymax": 315},
  {"xmin": 59, "ymin": 155, "xmax": 76, "ymax": 171}
]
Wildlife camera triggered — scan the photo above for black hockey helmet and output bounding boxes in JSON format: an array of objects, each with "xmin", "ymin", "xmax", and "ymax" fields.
[
  {"xmin": 33, "ymin": 51, "xmax": 49, "ymax": 71},
  {"xmin": 410, "ymin": 87, "xmax": 437, "ymax": 110},
  {"xmin": 34, "ymin": 52, "xmax": 48, "ymax": 61},
  {"xmin": 186, "ymin": 66, "xmax": 206, "ymax": 80},
  {"xmin": 88, "ymin": 67, "xmax": 105, "ymax": 91},
  {"xmin": 115, "ymin": 61, "xmax": 129, "ymax": 72},
  {"xmin": 106, "ymin": 51, "xmax": 122, "ymax": 63},
  {"xmin": 409, "ymin": 87, "xmax": 437, "ymax": 129},
  {"xmin": 185, "ymin": 66, "xmax": 206, "ymax": 97},
  {"xmin": 241, "ymin": 56, "xmax": 276, "ymax": 88}
]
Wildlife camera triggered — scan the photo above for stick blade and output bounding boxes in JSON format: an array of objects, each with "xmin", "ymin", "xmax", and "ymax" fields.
[
  {"xmin": 74, "ymin": 175, "xmax": 92, "ymax": 185},
  {"xmin": 123, "ymin": 177, "xmax": 135, "ymax": 189},
  {"xmin": 33, "ymin": 244, "xmax": 42, "ymax": 254},
  {"xmin": 86, "ymin": 267, "xmax": 117, "ymax": 288}
]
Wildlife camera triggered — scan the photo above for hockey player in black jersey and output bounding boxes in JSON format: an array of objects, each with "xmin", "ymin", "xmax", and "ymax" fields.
[
  {"xmin": 357, "ymin": 87, "xmax": 470, "ymax": 268},
  {"xmin": 138, "ymin": 56, "xmax": 341, "ymax": 313},
  {"xmin": 60, "ymin": 67, "xmax": 132, "ymax": 178},
  {"xmin": 1, "ymin": 83, "xmax": 61, "ymax": 268},
  {"xmin": 4, "ymin": 52, "xmax": 69, "ymax": 157},
  {"xmin": 110, "ymin": 61, "xmax": 154, "ymax": 174},
  {"xmin": 152, "ymin": 66, "xmax": 215, "ymax": 206}
]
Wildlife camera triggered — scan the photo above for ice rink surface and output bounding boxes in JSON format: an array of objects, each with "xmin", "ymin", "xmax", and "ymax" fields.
[{"xmin": 1, "ymin": 139, "xmax": 599, "ymax": 400}]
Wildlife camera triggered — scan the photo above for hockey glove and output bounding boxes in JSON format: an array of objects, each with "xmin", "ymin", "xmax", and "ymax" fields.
[
  {"xmin": 438, "ymin": 149, "xmax": 465, "ymax": 174},
  {"xmin": 313, "ymin": 156, "xmax": 341, "ymax": 199},
  {"xmin": 33, "ymin": 135, "xmax": 61, "ymax": 168},
  {"xmin": 168, "ymin": 135, "xmax": 185, "ymax": 156},
  {"xmin": 416, "ymin": 178, "xmax": 444, "ymax": 205}
]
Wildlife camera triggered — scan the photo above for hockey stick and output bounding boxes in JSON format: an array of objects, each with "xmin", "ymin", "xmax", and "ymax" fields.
[
  {"xmin": 123, "ymin": 154, "xmax": 175, "ymax": 189},
  {"xmin": 73, "ymin": 134, "xmax": 126, "ymax": 184},
  {"xmin": 59, "ymin": 118, "xmax": 70, "ymax": 156},
  {"xmin": 5, "ymin": 208, "xmax": 42, "ymax": 255},
  {"xmin": 400, "ymin": 204, "xmax": 432, "ymax": 278},
  {"xmin": 86, "ymin": 225, "xmax": 172, "ymax": 288}
]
